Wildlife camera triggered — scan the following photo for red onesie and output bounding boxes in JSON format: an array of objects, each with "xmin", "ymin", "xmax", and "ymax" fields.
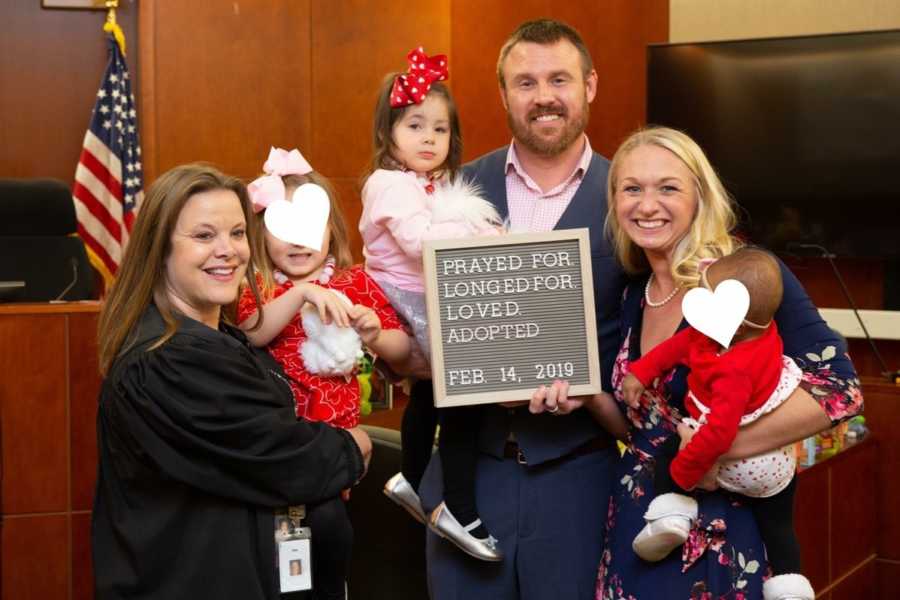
[
  {"xmin": 238, "ymin": 266, "xmax": 406, "ymax": 429},
  {"xmin": 628, "ymin": 323, "xmax": 783, "ymax": 490}
]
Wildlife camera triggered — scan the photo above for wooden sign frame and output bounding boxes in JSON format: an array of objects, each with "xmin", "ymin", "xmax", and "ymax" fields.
[{"xmin": 423, "ymin": 228, "xmax": 601, "ymax": 408}]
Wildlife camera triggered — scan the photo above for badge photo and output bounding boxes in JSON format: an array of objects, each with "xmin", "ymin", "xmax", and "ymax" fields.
[{"xmin": 278, "ymin": 528, "xmax": 313, "ymax": 593}]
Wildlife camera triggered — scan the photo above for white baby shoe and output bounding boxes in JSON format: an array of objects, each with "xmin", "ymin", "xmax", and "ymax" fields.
[
  {"xmin": 763, "ymin": 573, "xmax": 815, "ymax": 600},
  {"xmin": 632, "ymin": 493, "xmax": 698, "ymax": 562}
]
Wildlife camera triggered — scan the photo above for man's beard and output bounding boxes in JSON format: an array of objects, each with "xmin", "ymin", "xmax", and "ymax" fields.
[{"xmin": 507, "ymin": 98, "xmax": 590, "ymax": 157}]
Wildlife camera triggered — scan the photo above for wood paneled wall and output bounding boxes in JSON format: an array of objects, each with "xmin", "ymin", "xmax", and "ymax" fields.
[
  {"xmin": 451, "ymin": 0, "xmax": 668, "ymax": 161},
  {"xmin": 1, "ymin": 1, "xmax": 666, "ymax": 184},
  {"xmin": 0, "ymin": 0, "xmax": 139, "ymax": 182},
  {"xmin": 138, "ymin": 0, "xmax": 667, "ymax": 260}
]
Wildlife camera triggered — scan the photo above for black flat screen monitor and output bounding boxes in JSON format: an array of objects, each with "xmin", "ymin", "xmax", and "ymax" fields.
[{"xmin": 647, "ymin": 29, "xmax": 900, "ymax": 260}]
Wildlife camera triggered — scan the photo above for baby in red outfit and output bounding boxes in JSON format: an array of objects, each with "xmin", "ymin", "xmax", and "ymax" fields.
[{"xmin": 623, "ymin": 248, "xmax": 813, "ymax": 600}]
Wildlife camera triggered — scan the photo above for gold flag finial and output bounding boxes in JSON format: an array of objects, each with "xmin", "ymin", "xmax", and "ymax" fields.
[{"xmin": 102, "ymin": 0, "xmax": 126, "ymax": 56}]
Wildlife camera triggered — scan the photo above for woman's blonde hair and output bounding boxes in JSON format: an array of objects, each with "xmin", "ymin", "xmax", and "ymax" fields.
[
  {"xmin": 605, "ymin": 126, "xmax": 741, "ymax": 288},
  {"xmin": 249, "ymin": 171, "xmax": 354, "ymax": 300},
  {"xmin": 98, "ymin": 163, "xmax": 263, "ymax": 375}
]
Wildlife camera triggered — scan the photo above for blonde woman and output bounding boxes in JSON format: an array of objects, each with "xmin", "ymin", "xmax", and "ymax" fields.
[{"xmin": 593, "ymin": 128, "xmax": 860, "ymax": 598}]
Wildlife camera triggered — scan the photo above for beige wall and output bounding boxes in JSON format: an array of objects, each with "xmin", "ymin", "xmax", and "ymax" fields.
[{"xmin": 670, "ymin": 0, "xmax": 900, "ymax": 42}]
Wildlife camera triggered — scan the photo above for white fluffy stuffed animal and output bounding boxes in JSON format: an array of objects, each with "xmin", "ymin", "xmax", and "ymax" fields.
[
  {"xmin": 299, "ymin": 290, "xmax": 363, "ymax": 377},
  {"xmin": 427, "ymin": 177, "xmax": 502, "ymax": 230}
]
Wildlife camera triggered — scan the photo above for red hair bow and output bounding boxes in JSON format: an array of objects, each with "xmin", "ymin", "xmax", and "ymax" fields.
[{"xmin": 390, "ymin": 47, "xmax": 449, "ymax": 108}]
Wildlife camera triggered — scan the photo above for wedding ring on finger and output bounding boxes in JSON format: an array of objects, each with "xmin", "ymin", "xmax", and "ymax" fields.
[{"xmin": 546, "ymin": 404, "xmax": 560, "ymax": 414}]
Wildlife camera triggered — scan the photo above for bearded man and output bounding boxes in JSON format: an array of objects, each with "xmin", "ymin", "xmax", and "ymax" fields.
[{"xmin": 416, "ymin": 18, "xmax": 629, "ymax": 600}]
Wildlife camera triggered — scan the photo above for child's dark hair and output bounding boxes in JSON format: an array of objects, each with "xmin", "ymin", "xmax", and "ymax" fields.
[
  {"xmin": 707, "ymin": 247, "xmax": 783, "ymax": 325},
  {"xmin": 368, "ymin": 73, "xmax": 462, "ymax": 181}
]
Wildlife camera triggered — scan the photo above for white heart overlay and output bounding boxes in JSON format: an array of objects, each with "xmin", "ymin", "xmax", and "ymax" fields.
[
  {"xmin": 263, "ymin": 183, "xmax": 330, "ymax": 251},
  {"xmin": 681, "ymin": 279, "xmax": 750, "ymax": 348}
]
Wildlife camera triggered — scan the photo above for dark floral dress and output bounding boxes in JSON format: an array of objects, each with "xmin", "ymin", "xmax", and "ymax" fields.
[{"xmin": 596, "ymin": 264, "xmax": 862, "ymax": 600}]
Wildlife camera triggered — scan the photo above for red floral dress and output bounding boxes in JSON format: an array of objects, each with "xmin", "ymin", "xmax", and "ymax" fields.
[{"xmin": 238, "ymin": 266, "xmax": 406, "ymax": 429}]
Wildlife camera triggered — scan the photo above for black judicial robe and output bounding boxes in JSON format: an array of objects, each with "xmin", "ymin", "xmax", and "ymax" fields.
[{"xmin": 92, "ymin": 304, "xmax": 364, "ymax": 600}]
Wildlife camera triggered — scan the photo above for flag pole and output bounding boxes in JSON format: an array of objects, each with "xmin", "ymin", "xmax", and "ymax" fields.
[
  {"xmin": 103, "ymin": 0, "xmax": 126, "ymax": 56},
  {"xmin": 73, "ymin": 0, "xmax": 144, "ymax": 294}
]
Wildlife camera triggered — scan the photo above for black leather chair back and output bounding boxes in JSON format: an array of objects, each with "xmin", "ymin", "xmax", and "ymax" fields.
[{"xmin": 0, "ymin": 179, "xmax": 94, "ymax": 301}]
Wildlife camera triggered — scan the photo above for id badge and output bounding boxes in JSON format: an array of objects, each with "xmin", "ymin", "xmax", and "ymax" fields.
[
  {"xmin": 275, "ymin": 506, "xmax": 312, "ymax": 593},
  {"xmin": 278, "ymin": 527, "xmax": 312, "ymax": 593}
]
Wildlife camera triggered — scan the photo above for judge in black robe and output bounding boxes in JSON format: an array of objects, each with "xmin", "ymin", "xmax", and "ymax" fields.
[{"xmin": 92, "ymin": 304, "xmax": 365, "ymax": 599}]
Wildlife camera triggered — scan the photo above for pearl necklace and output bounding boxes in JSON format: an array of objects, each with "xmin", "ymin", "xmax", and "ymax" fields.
[{"xmin": 644, "ymin": 274, "xmax": 681, "ymax": 308}]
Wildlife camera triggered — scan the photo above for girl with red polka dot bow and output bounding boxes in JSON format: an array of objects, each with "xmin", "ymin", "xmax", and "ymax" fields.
[{"xmin": 361, "ymin": 47, "xmax": 505, "ymax": 562}]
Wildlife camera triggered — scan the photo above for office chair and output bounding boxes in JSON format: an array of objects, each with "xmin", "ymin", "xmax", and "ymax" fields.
[{"xmin": 0, "ymin": 178, "xmax": 94, "ymax": 301}]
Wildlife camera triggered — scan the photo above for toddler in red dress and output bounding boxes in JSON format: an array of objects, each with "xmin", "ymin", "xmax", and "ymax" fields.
[{"xmin": 237, "ymin": 147, "xmax": 411, "ymax": 600}]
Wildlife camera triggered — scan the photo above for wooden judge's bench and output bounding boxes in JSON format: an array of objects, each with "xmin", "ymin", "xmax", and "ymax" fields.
[
  {"xmin": 0, "ymin": 302, "xmax": 101, "ymax": 600},
  {"xmin": 1, "ymin": 302, "xmax": 898, "ymax": 599}
]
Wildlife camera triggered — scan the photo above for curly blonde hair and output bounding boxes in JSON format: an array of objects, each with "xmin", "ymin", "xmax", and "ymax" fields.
[{"xmin": 605, "ymin": 126, "xmax": 741, "ymax": 289}]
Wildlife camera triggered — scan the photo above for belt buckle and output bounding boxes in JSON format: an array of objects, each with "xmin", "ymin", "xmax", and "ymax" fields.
[{"xmin": 516, "ymin": 449, "xmax": 527, "ymax": 465}]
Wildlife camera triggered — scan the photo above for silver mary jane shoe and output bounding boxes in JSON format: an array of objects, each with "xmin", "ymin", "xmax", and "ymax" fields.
[
  {"xmin": 429, "ymin": 501, "xmax": 504, "ymax": 562},
  {"xmin": 383, "ymin": 472, "xmax": 428, "ymax": 525}
]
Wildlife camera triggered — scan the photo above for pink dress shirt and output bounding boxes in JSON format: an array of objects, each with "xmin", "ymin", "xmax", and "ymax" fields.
[{"xmin": 505, "ymin": 135, "xmax": 593, "ymax": 232}]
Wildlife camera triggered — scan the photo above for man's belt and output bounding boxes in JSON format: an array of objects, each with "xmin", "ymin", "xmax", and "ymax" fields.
[{"xmin": 502, "ymin": 435, "xmax": 612, "ymax": 467}]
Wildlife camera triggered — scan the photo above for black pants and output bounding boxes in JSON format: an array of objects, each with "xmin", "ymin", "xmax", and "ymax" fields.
[
  {"xmin": 401, "ymin": 379, "xmax": 481, "ymax": 518},
  {"xmin": 283, "ymin": 496, "xmax": 353, "ymax": 600},
  {"xmin": 655, "ymin": 436, "xmax": 802, "ymax": 575}
]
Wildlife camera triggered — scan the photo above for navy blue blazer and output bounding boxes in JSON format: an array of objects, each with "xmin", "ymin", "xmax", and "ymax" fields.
[{"xmin": 461, "ymin": 146, "xmax": 628, "ymax": 465}]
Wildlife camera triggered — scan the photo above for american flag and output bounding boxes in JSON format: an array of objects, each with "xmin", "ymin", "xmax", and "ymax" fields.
[{"xmin": 72, "ymin": 34, "xmax": 143, "ymax": 288}]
